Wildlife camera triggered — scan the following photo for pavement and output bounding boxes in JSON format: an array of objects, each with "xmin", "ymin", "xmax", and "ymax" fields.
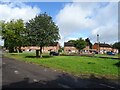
[{"xmin": 2, "ymin": 57, "xmax": 120, "ymax": 89}]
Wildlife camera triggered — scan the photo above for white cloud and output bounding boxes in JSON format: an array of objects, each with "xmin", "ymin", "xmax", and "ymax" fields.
[
  {"xmin": 0, "ymin": 2, "xmax": 41, "ymax": 46},
  {"xmin": 59, "ymin": 36, "xmax": 77, "ymax": 46},
  {"xmin": 90, "ymin": 23, "xmax": 118, "ymax": 43},
  {"xmin": 0, "ymin": 2, "xmax": 41, "ymax": 22},
  {"xmin": 56, "ymin": 2, "xmax": 118, "ymax": 45},
  {"xmin": 89, "ymin": 3, "xmax": 118, "ymax": 44},
  {"xmin": 56, "ymin": 3, "xmax": 96, "ymax": 35}
]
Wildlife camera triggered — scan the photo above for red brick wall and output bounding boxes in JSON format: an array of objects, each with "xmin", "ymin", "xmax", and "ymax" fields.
[
  {"xmin": 92, "ymin": 44, "xmax": 115, "ymax": 53},
  {"xmin": 64, "ymin": 46, "xmax": 90, "ymax": 53},
  {"xmin": 21, "ymin": 43, "xmax": 60, "ymax": 53},
  {"xmin": 92, "ymin": 44, "xmax": 98, "ymax": 50},
  {"xmin": 64, "ymin": 46, "xmax": 78, "ymax": 53}
]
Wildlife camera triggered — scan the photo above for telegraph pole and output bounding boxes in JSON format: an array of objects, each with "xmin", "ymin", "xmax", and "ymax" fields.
[{"xmin": 97, "ymin": 34, "xmax": 99, "ymax": 53}]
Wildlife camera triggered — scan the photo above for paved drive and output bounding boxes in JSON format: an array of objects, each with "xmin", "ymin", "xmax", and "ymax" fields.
[{"xmin": 2, "ymin": 57, "xmax": 120, "ymax": 89}]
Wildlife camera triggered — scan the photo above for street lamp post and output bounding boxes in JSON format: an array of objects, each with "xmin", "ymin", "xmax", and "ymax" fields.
[{"xmin": 97, "ymin": 34, "xmax": 99, "ymax": 54}]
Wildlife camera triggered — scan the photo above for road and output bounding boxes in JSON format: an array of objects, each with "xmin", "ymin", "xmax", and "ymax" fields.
[{"xmin": 2, "ymin": 57, "xmax": 120, "ymax": 89}]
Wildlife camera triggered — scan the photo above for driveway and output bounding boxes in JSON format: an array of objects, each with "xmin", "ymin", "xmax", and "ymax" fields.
[{"xmin": 2, "ymin": 57, "xmax": 120, "ymax": 89}]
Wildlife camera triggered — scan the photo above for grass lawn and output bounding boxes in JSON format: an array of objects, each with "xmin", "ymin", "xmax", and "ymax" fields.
[
  {"xmin": 4, "ymin": 52, "xmax": 119, "ymax": 79},
  {"xmin": 94, "ymin": 54, "xmax": 119, "ymax": 58}
]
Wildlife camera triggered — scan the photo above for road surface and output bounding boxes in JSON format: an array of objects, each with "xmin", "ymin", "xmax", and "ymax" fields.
[{"xmin": 2, "ymin": 57, "xmax": 120, "ymax": 89}]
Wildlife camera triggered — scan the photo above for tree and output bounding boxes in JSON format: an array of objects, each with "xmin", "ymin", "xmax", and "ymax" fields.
[
  {"xmin": 74, "ymin": 38, "xmax": 86, "ymax": 53},
  {"xmin": 85, "ymin": 38, "xmax": 92, "ymax": 49},
  {"xmin": 26, "ymin": 13, "xmax": 60, "ymax": 58},
  {"xmin": 112, "ymin": 42, "xmax": 120, "ymax": 53},
  {"xmin": 68, "ymin": 40, "xmax": 76, "ymax": 43},
  {"xmin": 58, "ymin": 46, "xmax": 64, "ymax": 53},
  {"xmin": 1, "ymin": 19, "xmax": 27, "ymax": 53}
]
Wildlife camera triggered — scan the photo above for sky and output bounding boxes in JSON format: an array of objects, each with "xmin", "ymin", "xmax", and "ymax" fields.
[{"xmin": 0, "ymin": 1, "xmax": 118, "ymax": 46}]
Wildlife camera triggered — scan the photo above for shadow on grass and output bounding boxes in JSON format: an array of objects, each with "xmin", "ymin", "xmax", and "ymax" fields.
[
  {"xmin": 25, "ymin": 55, "xmax": 53, "ymax": 58},
  {"xmin": 114, "ymin": 61, "xmax": 120, "ymax": 67},
  {"xmin": 87, "ymin": 62, "xmax": 95, "ymax": 64},
  {"xmin": 3, "ymin": 73, "xmax": 119, "ymax": 89}
]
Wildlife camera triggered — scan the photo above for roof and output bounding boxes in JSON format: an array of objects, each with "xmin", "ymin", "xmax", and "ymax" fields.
[
  {"xmin": 29, "ymin": 42, "xmax": 59, "ymax": 47},
  {"xmin": 94, "ymin": 43, "xmax": 112, "ymax": 48},
  {"xmin": 48, "ymin": 42, "xmax": 59, "ymax": 46},
  {"xmin": 64, "ymin": 42, "xmax": 74, "ymax": 47}
]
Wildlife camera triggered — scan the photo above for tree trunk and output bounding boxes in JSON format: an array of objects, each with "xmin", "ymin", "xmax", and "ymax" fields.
[
  {"xmin": 9, "ymin": 47, "xmax": 14, "ymax": 53},
  {"xmin": 39, "ymin": 46, "xmax": 43, "ymax": 58},
  {"xmin": 118, "ymin": 49, "xmax": 120, "ymax": 58},
  {"xmin": 36, "ymin": 50, "xmax": 39, "ymax": 57},
  {"xmin": 14, "ymin": 47, "xmax": 18, "ymax": 53},
  {"xmin": 18, "ymin": 47, "xmax": 22, "ymax": 53},
  {"xmin": 78, "ymin": 50, "xmax": 80, "ymax": 54}
]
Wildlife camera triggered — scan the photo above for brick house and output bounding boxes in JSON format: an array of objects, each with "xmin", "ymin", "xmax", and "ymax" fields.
[
  {"xmin": 92, "ymin": 43, "xmax": 118, "ymax": 54},
  {"xmin": 21, "ymin": 42, "xmax": 60, "ymax": 53},
  {"xmin": 43, "ymin": 42, "xmax": 60, "ymax": 53},
  {"xmin": 64, "ymin": 42, "xmax": 90, "ymax": 53},
  {"xmin": 64, "ymin": 42, "xmax": 78, "ymax": 53}
]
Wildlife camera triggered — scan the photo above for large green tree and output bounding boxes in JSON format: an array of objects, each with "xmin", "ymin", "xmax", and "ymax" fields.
[
  {"xmin": 1, "ymin": 19, "xmax": 27, "ymax": 53},
  {"xmin": 112, "ymin": 42, "xmax": 120, "ymax": 53},
  {"xmin": 26, "ymin": 13, "xmax": 60, "ymax": 58},
  {"xmin": 74, "ymin": 38, "xmax": 86, "ymax": 53},
  {"xmin": 68, "ymin": 40, "xmax": 76, "ymax": 43},
  {"xmin": 85, "ymin": 38, "xmax": 92, "ymax": 49}
]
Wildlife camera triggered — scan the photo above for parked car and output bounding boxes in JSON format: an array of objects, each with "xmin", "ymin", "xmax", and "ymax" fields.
[
  {"xmin": 93, "ymin": 51, "xmax": 98, "ymax": 54},
  {"xmin": 50, "ymin": 51, "xmax": 59, "ymax": 56},
  {"xmin": 106, "ymin": 52, "xmax": 115, "ymax": 55}
]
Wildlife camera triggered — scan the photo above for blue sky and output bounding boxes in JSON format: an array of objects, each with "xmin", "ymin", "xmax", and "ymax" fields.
[
  {"xmin": 0, "ymin": 1, "xmax": 118, "ymax": 46},
  {"xmin": 25, "ymin": 2, "xmax": 67, "ymax": 20}
]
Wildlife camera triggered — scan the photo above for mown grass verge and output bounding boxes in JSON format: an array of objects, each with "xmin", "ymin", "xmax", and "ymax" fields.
[{"xmin": 4, "ymin": 52, "xmax": 119, "ymax": 79}]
